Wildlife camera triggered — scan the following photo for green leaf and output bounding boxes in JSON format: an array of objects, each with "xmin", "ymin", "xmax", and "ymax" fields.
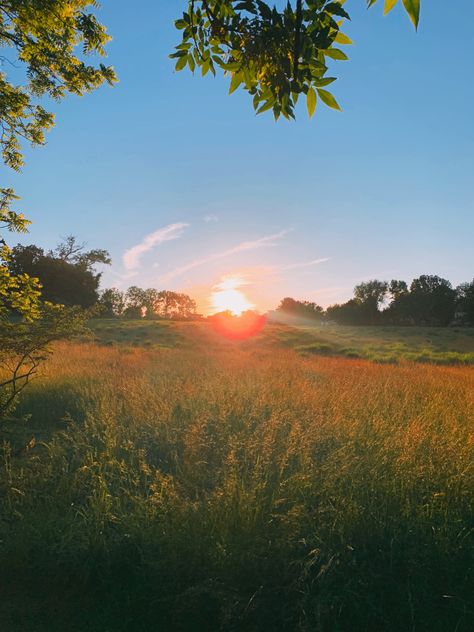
[
  {"xmin": 313, "ymin": 77, "xmax": 337, "ymax": 87},
  {"xmin": 335, "ymin": 31, "xmax": 353, "ymax": 45},
  {"xmin": 324, "ymin": 48, "xmax": 349, "ymax": 61},
  {"xmin": 325, "ymin": 3, "xmax": 351, "ymax": 19},
  {"xmin": 175, "ymin": 55, "xmax": 188, "ymax": 71},
  {"xmin": 384, "ymin": 0, "xmax": 398, "ymax": 14},
  {"xmin": 229, "ymin": 73, "xmax": 242, "ymax": 94},
  {"xmin": 317, "ymin": 88, "xmax": 341, "ymax": 111},
  {"xmin": 401, "ymin": 0, "xmax": 420, "ymax": 28},
  {"xmin": 256, "ymin": 99, "xmax": 274, "ymax": 115},
  {"xmin": 169, "ymin": 50, "xmax": 188, "ymax": 59},
  {"xmin": 306, "ymin": 88, "xmax": 317, "ymax": 118}
]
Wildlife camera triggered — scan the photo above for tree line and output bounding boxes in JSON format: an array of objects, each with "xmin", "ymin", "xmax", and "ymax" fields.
[
  {"xmin": 274, "ymin": 276, "xmax": 474, "ymax": 327},
  {"xmin": 10, "ymin": 242, "xmax": 474, "ymax": 327},
  {"xmin": 99, "ymin": 287, "xmax": 198, "ymax": 320},
  {"xmin": 8, "ymin": 237, "xmax": 198, "ymax": 321}
]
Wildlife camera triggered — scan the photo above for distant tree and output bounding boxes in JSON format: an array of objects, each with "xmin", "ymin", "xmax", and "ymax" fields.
[
  {"xmin": 353, "ymin": 280, "xmax": 388, "ymax": 324},
  {"xmin": 326, "ymin": 299, "xmax": 370, "ymax": 326},
  {"xmin": 124, "ymin": 286, "xmax": 147, "ymax": 318},
  {"xmin": 98, "ymin": 288, "xmax": 125, "ymax": 318},
  {"xmin": 157, "ymin": 290, "xmax": 179, "ymax": 319},
  {"xmin": 388, "ymin": 280, "xmax": 409, "ymax": 301},
  {"xmin": 354, "ymin": 280, "xmax": 388, "ymax": 308},
  {"xmin": 172, "ymin": 0, "xmax": 420, "ymax": 120},
  {"xmin": 121, "ymin": 287, "xmax": 198, "ymax": 320},
  {"xmin": 156, "ymin": 290, "xmax": 197, "ymax": 319},
  {"xmin": 9, "ymin": 238, "xmax": 111, "ymax": 308},
  {"xmin": 456, "ymin": 280, "xmax": 474, "ymax": 325},
  {"xmin": 174, "ymin": 292, "xmax": 198, "ymax": 320},
  {"xmin": 408, "ymin": 275, "xmax": 457, "ymax": 326},
  {"xmin": 276, "ymin": 297, "xmax": 324, "ymax": 322},
  {"xmin": 140, "ymin": 288, "xmax": 160, "ymax": 319},
  {"xmin": 53, "ymin": 235, "xmax": 111, "ymax": 269}
]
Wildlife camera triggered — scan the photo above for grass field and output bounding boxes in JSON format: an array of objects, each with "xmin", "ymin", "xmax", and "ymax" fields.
[
  {"xmin": 1, "ymin": 320, "xmax": 474, "ymax": 631},
  {"xmin": 92, "ymin": 318, "xmax": 474, "ymax": 364}
]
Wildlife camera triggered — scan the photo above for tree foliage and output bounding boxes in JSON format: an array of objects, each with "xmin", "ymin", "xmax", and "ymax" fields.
[
  {"xmin": 53, "ymin": 235, "xmax": 111, "ymax": 269},
  {"xmin": 99, "ymin": 287, "xmax": 199, "ymax": 320},
  {"xmin": 0, "ymin": 2, "xmax": 114, "ymax": 418},
  {"xmin": 98, "ymin": 287, "xmax": 126, "ymax": 318},
  {"xmin": 8, "ymin": 237, "xmax": 111, "ymax": 308},
  {"xmin": 0, "ymin": 304, "xmax": 88, "ymax": 417},
  {"xmin": 172, "ymin": 0, "xmax": 421, "ymax": 119},
  {"xmin": 325, "ymin": 274, "xmax": 465, "ymax": 327},
  {"xmin": 0, "ymin": 0, "xmax": 114, "ymax": 327},
  {"xmin": 326, "ymin": 298, "xmax": 371, "ymax": 325},
  {"xmin": 457, "ymin": 280, "xmax": 474, "ymax": 326},
  {"xmin": 275, "ymin": 296, "xmax": 324, "ymax": 322},
  {"xmin": 1, "ymin": 235, "xmax": 107, "ymax": 418},
  {"xmin": 0, "ymin": 0, "xmax": 116, "ymax": 233},
  {"xmin": 407, "ymin": 275, "xmax": 457, "ymax": 326}
]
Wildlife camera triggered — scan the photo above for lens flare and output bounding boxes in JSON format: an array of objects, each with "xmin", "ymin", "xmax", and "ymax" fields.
[{"xmin": 209, "ymin": 310, "xmax": 267, "ymax": 340}]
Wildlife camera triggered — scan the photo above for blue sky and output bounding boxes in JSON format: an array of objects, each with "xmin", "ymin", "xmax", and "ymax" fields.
[{"xmin": 5, "ymin": 0, "xmax": 474, "ymax": 313}]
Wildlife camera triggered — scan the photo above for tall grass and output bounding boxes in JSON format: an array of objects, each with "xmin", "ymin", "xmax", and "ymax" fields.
[{"xmin": 1, "ymin": 339, "xmax": 474, "ymax": 631}]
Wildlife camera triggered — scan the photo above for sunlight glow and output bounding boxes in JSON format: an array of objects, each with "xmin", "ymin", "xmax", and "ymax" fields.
[{"xmin": 210, "ymin": 276, "xmax": 255, "ymax": 316}]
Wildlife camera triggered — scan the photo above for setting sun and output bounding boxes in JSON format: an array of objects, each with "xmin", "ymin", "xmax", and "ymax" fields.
[{"xmin": 210, "ymin": 276, "xmax": 255, "ymax": 315}]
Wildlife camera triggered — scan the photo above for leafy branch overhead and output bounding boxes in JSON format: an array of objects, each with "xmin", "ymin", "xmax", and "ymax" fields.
[
  {"xmin": 0, "ymin": 0, "xmax": 117, "ymax": 234},
  {"xmin": 0, "ymin": 2, "xmax": 115, "ymax": 419},
  {"xmin": 172, "ymin": 0, "xmax": 420, "ymax": 119}
]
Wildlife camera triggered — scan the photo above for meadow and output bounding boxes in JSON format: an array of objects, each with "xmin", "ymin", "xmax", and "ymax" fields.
[
  {"xmin": 1, "ymin": 320, "xmax": 474, "ymax": 631},
  {"xmin": 91, "ymin": 318, "xmax": 474, "ymax": 364}
]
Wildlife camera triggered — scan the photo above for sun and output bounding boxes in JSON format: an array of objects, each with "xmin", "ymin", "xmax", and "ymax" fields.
[
  {"xmin": 211, "ymin": 288, "xmax": 253, "ymax": 315},
  {"xmin": 210, "ymin": 276, "xmax": 255, "ymax": 316}
]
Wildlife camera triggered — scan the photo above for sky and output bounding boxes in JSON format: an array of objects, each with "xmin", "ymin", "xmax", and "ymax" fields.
[{"xmin": 4, "ymin": 0, "xmax": 473, "ymax": 314}]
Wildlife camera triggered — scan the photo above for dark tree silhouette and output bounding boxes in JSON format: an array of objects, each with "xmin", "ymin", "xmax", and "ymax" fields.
[
  {"xmin": 9, "ymin": 238, "xmax": 111, "ymax": 308},
  {"xmin": 457, "ymin": 280, "xmax": 474, "ymax": 325}
]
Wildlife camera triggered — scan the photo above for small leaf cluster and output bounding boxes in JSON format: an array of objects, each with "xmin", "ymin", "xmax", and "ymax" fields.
[
  {"xmin": 0, "ymin": 302, "xmax": 89, "ymax": 417},
  {"xmin": 0, "ymin": 188, "xmax": 30, "ymax": 235},
  {"xmin": 0, "ymin": 246, "xmax": 42, "ymax": 322},
  {"xmin": 172, "ymin": 0, "xmax": 350, "ymax": 119},
  {"xmin": 368, "ymin": 0, "xmax": 420, "ymax": 29},
  {"xmin": 172, "ymin": 0, "xmax": 420, "ymax": 119},
  {"xmin": 0, "ymin": 0, "xmax": 116, "ymax": 233}
]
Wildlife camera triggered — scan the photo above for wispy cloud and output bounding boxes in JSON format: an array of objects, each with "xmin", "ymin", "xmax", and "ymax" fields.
[
  {"xmin": 203, "ymin": 214, "xmax": 218, "ymax": 223},
  {"xmin": 278, "ymin": 257, "xmax": 330, "ymax": 272},
  {"xmin": 161, "ymin": 228, "xmax": 290, "ymax": 283},
  {"xmin": 122, "ymin": 223, "xmax": 189, "ymax": 271}
]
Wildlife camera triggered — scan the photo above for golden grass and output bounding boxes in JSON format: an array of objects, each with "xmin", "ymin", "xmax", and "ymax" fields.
[{"xmin": 1, "ymin": 336, "xmax": 474, "ymax": 631}]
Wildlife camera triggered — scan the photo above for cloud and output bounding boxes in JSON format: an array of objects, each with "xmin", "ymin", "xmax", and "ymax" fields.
[
  {"xmin": 278, "ymin": 257, "xmax": 330, "ymax": 272},
  {"xmin": 161, "ymin": 228, "xmax": 290, "ymax": 283},
  {"xmin": 203, "ymin": 214, "xmax": 218, "ymax": 223},
  {"xmin": 122, "ymin": 223, "xmax": 189, "ymax": 271}
]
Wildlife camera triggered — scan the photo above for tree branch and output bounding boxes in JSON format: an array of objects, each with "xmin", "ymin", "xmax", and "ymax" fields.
[{"xmin": 293, "ymin": 0, "xmax": 303, "ymax": 81}]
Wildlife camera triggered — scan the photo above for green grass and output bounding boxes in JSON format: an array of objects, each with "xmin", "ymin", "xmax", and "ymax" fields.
[
  {"xmin": 91, "ymin": 318, "xmax": 184, "ymax": 349},
  {"xmin": 91, "ymin": 319, "xmax": 474, "ymax": 365},
  {"xmin": 1, "ymin": 322, "xmax": 474, "ymax": 631},
  {"xmin": 275, "ymin": 322, "xmax": 474, "ymax": 364}
]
